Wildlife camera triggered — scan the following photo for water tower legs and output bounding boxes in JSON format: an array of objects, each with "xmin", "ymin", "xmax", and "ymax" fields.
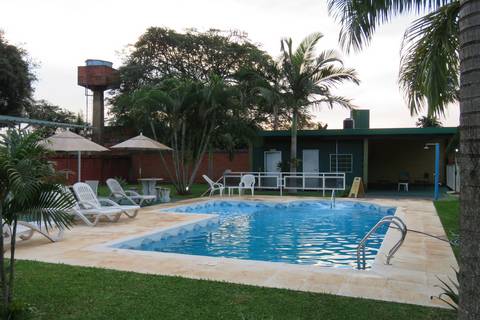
[{"xmin": 92, "ymin": 90, "xmax": 104, "ymax": 143}]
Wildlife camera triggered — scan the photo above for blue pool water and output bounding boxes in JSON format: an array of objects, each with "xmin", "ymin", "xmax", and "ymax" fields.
[{"xmin": 115, "ymin": 200, "xmax": 396, "ymax": 269}]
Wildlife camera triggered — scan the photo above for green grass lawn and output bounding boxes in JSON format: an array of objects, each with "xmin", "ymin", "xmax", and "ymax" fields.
[
  {"xmin": 14, "ymin": 260, "xmax": 454, "ymax": 320},
  {"xmin": 434, "ymin": 198, "xmax": 460, "ymax": 258}
]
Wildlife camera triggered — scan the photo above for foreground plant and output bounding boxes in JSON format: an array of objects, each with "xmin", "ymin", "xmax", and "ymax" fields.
[
  {"xmin": 433, "ymin": 269, "xmax": 459, "ymax": 310},
  {"xmin": 327, "ymin": 1, "xmax": 480, "ymax": 318},
  {"xmin": 0, "ymin": 129, "xmax": 75, "ymax": 318}
]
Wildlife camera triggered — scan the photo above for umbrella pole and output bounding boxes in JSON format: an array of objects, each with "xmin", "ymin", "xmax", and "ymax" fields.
[{"xmin": 77, "ymin": 151, "xmax": 82, "ymax": 182}]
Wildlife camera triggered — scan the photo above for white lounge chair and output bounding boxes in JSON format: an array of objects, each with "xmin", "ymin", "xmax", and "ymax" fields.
[
  {"xmin": 85, "ymin": 180, "xmax": 99, "ymax": 195},
  {"xmin": 106, "ymin": 178, "xmax": 156, "ymax": 206},
  {"xmin": 54, "ymin": 186, "xmax": 122, "ymax": 227},
  {"xmin": 203, "ymin": 175, "xmax": 224, "ymax": 197},
  {"xmin": 73, "ymin": 182, "xmax": 140, "ymax": 220},
  {"xmin": 238, "ymin": 174, "xmax": 255, "ymax": 196},
  {"xmin": 3, "ymin": 220, "xmax": 64, "ymax": 244},
  {"xmin": 70, "ymin": 203, "xmax": 123, "ymax": 226}
]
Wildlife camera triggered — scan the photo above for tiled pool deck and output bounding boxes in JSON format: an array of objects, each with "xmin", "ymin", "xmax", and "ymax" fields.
[{"xmin": 14, "ymin": 196, "xmax": 457, "ymax": 308}]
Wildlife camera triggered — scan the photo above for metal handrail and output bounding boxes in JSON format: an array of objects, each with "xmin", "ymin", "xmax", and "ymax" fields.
[
  {"xmin": 330, "ymin": 190, "xmax": 336, "ymax": 208},
  {"xmin": 356, "ymin": 216, "xmax": 407, "ymax": 270},
  {"xmin": 223, "ymin": 171, "xmax": 346, "ymax": 196}
]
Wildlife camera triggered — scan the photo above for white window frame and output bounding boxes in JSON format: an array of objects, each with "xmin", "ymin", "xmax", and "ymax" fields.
[{"xmin": 329, "ymin": 154, "xmax": 353, "ymax": 173}]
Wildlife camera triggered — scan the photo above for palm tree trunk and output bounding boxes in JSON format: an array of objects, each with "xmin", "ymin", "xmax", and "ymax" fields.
[
  {"xmin": 7, "ymin": 219, "xmax": 17, "ymax": 306},
  {"xmin": 273, "ymin": 105, "xmax": 279, "ymax": 131},
  {"xmin": 290, "ymin": 109, "xmax": 298, "ymax": 173},
  {"xmin": 458, "ymin": 1, "xmax": 480, "ymax": 318},
  {"xmin": 290, "ymin": 110, "xmax": 298, "ymax": 193},
  {"xmin": 0, "ymin": 209, "xmax": 7, "ymax": 311}
]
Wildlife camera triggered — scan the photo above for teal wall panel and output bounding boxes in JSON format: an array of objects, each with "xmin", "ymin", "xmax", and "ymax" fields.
[{"xmin": 252, "ymin": 136, "xmax": 364, "ymax": 186}]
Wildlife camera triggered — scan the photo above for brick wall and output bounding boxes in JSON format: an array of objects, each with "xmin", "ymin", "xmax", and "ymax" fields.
[{"xmin": 50, "ymin": 150, "xmax": 250, "ymax": 184}]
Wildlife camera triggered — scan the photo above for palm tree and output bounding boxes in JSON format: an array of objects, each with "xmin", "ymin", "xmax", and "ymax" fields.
[
  {"xmin": 328, "ymin": 0, "xmax": 459, "ymax": 117},
  {"xmin": 416, "ymin": 115, "xmax": 443, "ymax": 127},
  {"xmin": 0, "ymin": 129, "xmax": 75, "ymax": 318},
  {"xmin": 277, "ymin": 32, "xmax": 359, "ymax": 173},
  {"xmin": 118, "ymin": 76, "xmax": 240, "ymax": 194},
  {"xmin": 327, "ymin": 1, "xmax": 480, "ymax": 318}
]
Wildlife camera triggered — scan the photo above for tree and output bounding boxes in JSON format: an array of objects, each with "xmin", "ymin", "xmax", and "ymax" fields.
[
  {"xmin": 416, "ymin": 115, "xmax": 443, "ymax": 127},
  {"xmin": 114, "ymin": 77, "xmax": 255, "ymax": 194},
  {"xmin": 327, "ymin": 0, "xmax": 480, "ymax": 317},
  {"xmin": 0, "ymin": 32, "xmax": 35, "ymax": 117},
  {"xmin": 399, "ymin": 2, "xmax": 459, "ymax": 117},
  {"xmin": 328, "ymin": 0, "xmax": 459, "ymax": 117},
  {"xmin": 0, "ymin": 129, "xmax": 74, "ymax": 318},
  {"xmin": 111, "ymin": 27, "xmax": 274, "ymax": 131},
  {"xmin": 24, "ymin": 100, "xmax": 86, "ymax": 135},
  {"xmin": 116, "ymin": 28, "xmax": 272, "ymax": 92},
  {"xmin": 276, "ymin": 33, "xmax": 359, "ymax": 173}
]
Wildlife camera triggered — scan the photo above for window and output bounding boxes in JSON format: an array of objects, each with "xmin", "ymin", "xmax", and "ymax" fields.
[{"xmin": 330, "ymin": 154, "xmax": 353, "ymax": 173}]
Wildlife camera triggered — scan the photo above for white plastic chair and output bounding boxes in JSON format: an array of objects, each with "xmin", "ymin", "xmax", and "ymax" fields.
[
  {"xmin": 238, "ymin": 174, "xmax": 255, "ymax": 196},
  {"xmin": 85, "ymin": 180, "xmax": 99, "ymax": 195},
  {"xmin": 73, "ymin": 182, "xmax": 140, "ymax": 220},
  {"xmin": 203, "ymin": 175, "xmax": 224, "ymax": 197},
  {"xmin": 106, "ymin": 178, "xmax": 156, "ymax": 206}
]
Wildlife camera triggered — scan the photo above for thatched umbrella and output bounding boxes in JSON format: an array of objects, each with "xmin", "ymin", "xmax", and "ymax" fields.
[
  {"xmin": 40, "ymin": 130, "xmax": 108, "ymax": 182},
  {"xmin": 110, "ymin": 133, "xmax": 172, "ymax": 178}
]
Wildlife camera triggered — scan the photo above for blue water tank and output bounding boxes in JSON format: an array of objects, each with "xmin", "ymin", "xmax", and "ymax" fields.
[{"xmin": 85, "ymin": 59, "xmax": 113, "ymax": 68}]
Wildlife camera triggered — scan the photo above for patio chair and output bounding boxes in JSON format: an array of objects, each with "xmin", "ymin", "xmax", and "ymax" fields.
[
  {"xmin": 238, "ymin": 174, "xmax": 255, "ymax": 196},
  {"xmin": 398, "ymin": 171, "xmax": 410, "ymax": 192},
  {"xmin": 85, "ymin": 180, "xmax": 99, "ymax": 195},
  {"xmin": 3, "ymin": 220, "xmax": 64, "ymax": 244},
  {"xmin": 106, "ymin": 178, "xmax": 156, "ymax": 206},
  {"xmin": 203, "ymin": 175, "xmax": 225, "ymax": 197},
  {"xmin": 55, "ymin": 185, "xmax": 123, "ymax": 227},
  {"xmin": 70, "ymin": 203, "xmax": 124, "ymax": 226},
  {"xmin": 73, "ymin": 182, "xmax": 140, "ymax": 220}
]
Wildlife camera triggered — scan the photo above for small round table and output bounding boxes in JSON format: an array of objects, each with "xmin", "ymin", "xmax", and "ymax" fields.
[{"xmin": 138, "ymin": 178, "xmax": 164, "ymax": 199}]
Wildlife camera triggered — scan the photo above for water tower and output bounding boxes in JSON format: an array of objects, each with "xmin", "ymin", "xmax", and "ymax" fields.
[{"xmin": 77, "ymin": 59, "xmax": 120, "ymax": 143}]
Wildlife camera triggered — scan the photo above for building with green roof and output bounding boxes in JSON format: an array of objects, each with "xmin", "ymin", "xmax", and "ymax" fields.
[{"xmin": 252, "ymin": 110, "xmax": 457, "ymax": 190}]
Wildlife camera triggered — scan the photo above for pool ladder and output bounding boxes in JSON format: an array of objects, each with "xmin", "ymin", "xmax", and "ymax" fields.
[
  {"xmin": 356, "ymin": 216, "xmax": 407, "ymax": 270},
  {"xmin": 330, "ymin": 190, "xmax": 336, "ymax": 208}
]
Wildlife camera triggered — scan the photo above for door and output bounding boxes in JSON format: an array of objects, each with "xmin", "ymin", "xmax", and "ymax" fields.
[
  {"xmin": 303, "ymin": 149, "xmax": 319, "ymax": 172},
  {"xmin": 264, "ymin": 151, "xmax": 282, "ymax": 188},
  {"xmin": 303, "ymin": 149, "xmax": 320, "ymax": 189},
  {"xmin": 264, "ymin": 151, "xmax": 282, "ymax": 172}
]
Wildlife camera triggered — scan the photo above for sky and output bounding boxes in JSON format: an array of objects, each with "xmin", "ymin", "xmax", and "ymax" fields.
[{"xmin": 1, "ymin": 0, "xmax": 460, "ymax": 129}]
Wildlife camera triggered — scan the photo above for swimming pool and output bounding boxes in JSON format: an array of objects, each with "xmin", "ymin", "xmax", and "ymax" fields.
[{"xmin": 114, "ymin": 200, "xmax": 396, "ymax": 269}]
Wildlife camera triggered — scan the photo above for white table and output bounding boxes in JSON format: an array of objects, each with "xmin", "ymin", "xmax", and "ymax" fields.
[
  {"xmin": 228, "ymin": 186, "xmax": 240, "ymax": 197},
  {"xmin": 398, "ymin": 182, "xmax": 409, "ymax": 192},
  {"xmin": 138, "ymin": 178, "xmax": 164, "ymax": 198}
]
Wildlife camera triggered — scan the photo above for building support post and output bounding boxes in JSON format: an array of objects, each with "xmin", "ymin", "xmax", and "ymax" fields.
[
  {"xmin": 363, "ymin": 138, "xmax": 369, "ymax": 189},
  {"xmin": 77, "ymin": 151, "xmax": 82, "ymax": 182},
  {"xmin": 434, "ymin": 143, "xmax": 440, "ymax": 200}
]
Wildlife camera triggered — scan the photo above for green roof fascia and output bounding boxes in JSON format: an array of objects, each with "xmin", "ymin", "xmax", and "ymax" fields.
[{"xmin": 258, "ymin": 127, "xmax": 458, "ymax": 137}]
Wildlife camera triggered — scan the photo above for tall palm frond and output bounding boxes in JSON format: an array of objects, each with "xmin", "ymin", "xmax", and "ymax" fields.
[
  {"xmin": 327, "ymin": 0, "xmax": 453, "ymax": 52},
  {"xmin": 0, "ymin": 130, "xmax": 75, "ymax": 228},
  {"xmin": 4, "ymin": 184, "xmax": 75, "ymax": 230},
  {"xmin": 399, "ymin": 1, "xmax": 459, "ymax": 116}
]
